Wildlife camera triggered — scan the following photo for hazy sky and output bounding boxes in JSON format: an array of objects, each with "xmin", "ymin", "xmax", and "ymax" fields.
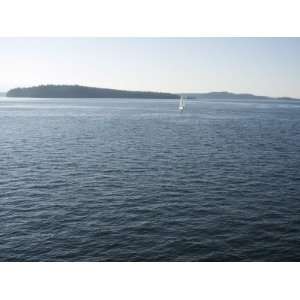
[{"xmin": 1, "ymin": 37, "xmax": 300, "ymax": 97}]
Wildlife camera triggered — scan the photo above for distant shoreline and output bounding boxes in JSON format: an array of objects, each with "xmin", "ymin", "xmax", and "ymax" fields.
[
  {"xmin": 6, "ymin": 85, "xmax": 179, "ymax": 99},
  {"xmin": 4, "ymin": 85, "xmax": 300, "ymax": 101},
  {"xmin": 182, "ymin": 92, "xmax": 300, "ymax": 101}
]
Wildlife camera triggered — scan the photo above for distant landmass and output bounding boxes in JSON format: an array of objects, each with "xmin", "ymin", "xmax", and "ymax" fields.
[
  {"xmin": 5, "ymin": 86, "xmax": 299, "ymax": 101},
  {"xmin": 0, "ymin": 92, "xmax": 6, "ymax": 96},
  {"xmin": 181, "ymin": 91, "xmax": 300, "ymax": 101},
  {"xmin": 6, "ymin": 85, "xmax": 179, "ymax": 99}
]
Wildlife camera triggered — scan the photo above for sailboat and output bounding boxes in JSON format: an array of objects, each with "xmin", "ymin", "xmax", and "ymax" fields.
[{"xmin": 178, "ymin": 96, "xmax": 185, "ymax": 112}]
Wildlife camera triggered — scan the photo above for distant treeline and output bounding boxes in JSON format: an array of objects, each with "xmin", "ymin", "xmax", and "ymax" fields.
[
  {"xmin": 6, "ymin": 85, "xmax": 180, "ymax": 99},
  {"xmin": 181, "ymin": 91, "xmax": 299, "ymax": 101},
  {"xmin": 6, "ymin": 86, "xmax": 298, "ymax": 101}
]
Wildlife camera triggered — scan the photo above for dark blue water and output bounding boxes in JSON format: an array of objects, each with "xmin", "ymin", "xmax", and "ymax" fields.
[{"xmin": 1, "ymin": 97, "xmax": 300, "ymax": 261}]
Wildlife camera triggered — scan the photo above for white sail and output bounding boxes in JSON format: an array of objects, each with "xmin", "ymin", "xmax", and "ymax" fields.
[{"xmin": 179, "ymin": 96, "xmax": 185, "ymax": 112}]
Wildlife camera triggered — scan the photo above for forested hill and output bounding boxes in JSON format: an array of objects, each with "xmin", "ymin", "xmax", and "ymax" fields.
[
  {"xmin": 6, "ymin": 85, "xmax": 179, "ymax": 99},
  {"xmin": 181, "ymin": 91, "xmax": 299, "ymax": 101}
]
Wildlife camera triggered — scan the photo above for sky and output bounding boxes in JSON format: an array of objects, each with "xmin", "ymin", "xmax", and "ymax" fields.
[{"xmin": 0, "ymin": 37, "xmax": 300, "ymax": 97}]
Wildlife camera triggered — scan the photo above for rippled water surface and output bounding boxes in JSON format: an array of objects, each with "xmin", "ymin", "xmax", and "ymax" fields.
[{"xmin": 1, "ymin": 97, "xmax": 300, "ymax": 261}]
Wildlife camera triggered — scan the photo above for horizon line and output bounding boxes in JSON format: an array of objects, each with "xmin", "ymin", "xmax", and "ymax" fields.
[{"xmin": 2, "ymin": 84, "xmax": 300, "ymax": 100}]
